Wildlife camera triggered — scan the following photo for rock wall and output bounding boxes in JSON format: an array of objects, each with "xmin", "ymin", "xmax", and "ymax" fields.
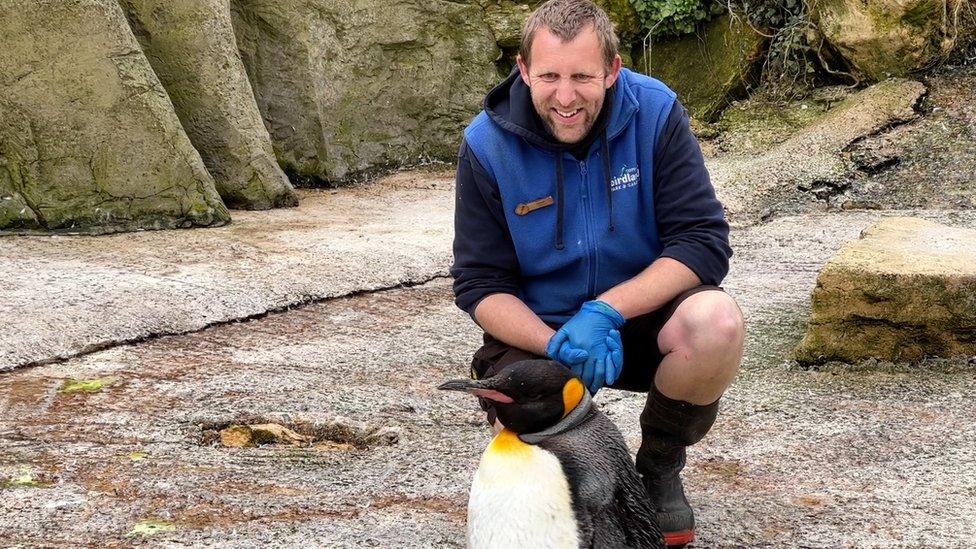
[
  {"xmin": 811, "ymin": 0, "xmax": 975, "ymax": 81},
  {"xmin": 230, "ymin": 0, "xmax": 501, "ymax": 184},
  {"xmin": 120, "ymin": 0, "xmax": 298, "ymax": 210},
  {"xmin": 0, "ymin": 0, "xmax": 229, "ymax": 233},
  {"xmin": 479, "ymin": 0, "xmax": 643, "ymax": 67},
  {"xmin": 8, "ymin": 0, "xmax": 968, "ymax": 233}
]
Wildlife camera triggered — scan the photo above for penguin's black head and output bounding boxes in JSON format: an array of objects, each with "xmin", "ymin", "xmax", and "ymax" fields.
[{"xmin": 438, "ymin": 359, "xmax": 586, "ymax": 434}]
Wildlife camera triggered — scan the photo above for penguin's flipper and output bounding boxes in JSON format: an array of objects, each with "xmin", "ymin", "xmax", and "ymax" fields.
[{"xmin": 613, "ymin": 473, "xmax": 665, "ymax": 549}]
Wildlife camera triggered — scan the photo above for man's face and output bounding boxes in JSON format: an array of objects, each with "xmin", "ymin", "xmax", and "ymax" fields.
[{"xmin": 517, "ymin": 25, "xmax": 621, "ymax": 144}]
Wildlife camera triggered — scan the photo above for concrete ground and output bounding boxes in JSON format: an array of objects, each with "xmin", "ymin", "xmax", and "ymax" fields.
[
  {"xmin": 3, "ymin": 64, "xmax": 976, "ymax": 548},
  {"xmin": 2, "ymin": 185, "xmax": 975, "ymax": 546}
]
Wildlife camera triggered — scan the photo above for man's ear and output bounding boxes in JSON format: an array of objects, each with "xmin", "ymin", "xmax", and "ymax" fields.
[
  {"xmin": 605, "ymin": 54, "xmax": 622, "ymax": 88},
  {"xmin": 517, "ymin": 54, "xmax": 531, "ymax": 87}
]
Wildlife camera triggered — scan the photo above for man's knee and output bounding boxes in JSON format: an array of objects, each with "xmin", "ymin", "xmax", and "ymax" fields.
[{"xmin": 659, "ymin": 290, "xmax": 745, "ymax": 362}]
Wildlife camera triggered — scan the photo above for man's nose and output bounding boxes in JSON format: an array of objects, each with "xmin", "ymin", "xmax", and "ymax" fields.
[{"xmin": 554, "ymin": 79, "xmax": 577, "ymax": 107}]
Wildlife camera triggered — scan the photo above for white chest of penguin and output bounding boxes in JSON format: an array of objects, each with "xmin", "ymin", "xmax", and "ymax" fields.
[{"xmin": 467, "ymin": 430, "xmax": 580, "ymax": 549}]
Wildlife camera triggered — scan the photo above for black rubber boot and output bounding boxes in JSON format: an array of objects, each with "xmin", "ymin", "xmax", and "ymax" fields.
[{"xmin": 636, "ymin": 384, "xmax": 719, "ymax": 547}]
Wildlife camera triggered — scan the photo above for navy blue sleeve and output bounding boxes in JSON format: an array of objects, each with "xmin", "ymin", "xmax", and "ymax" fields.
[
  {"xmin": 450, "ymin": 139, "xmax": 523, "ymax": 317},
  {"xmin": 652, "ymin": 101, "xmax": 732, "ymax": 286}
]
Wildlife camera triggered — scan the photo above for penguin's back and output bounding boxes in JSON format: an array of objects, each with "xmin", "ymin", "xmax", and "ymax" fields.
[
  {"xmin": 467, "ymin": 429, "xmax": 580, "ymax": 548},
  {"xmin": 539, "ymin": 410, "xmax": 664, "ymax": 549}
]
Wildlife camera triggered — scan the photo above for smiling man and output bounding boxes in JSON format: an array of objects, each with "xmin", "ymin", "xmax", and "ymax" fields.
[{"xmin": 450, "ymin": 0, "xmax": 745, "ymax": 545}]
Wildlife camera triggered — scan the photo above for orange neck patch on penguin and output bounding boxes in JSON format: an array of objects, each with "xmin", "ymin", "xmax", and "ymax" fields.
[
  {"xmin": 488, "ymin": 428, "xmax": 532, "ymax": 454},
  {"xmin": 561, "ymin": 378, "xmax": 585, "ymax": 418}
]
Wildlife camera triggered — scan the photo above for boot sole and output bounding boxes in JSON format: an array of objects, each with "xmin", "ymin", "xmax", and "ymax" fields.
[{"xmin": 663, "ymin": 529, "xmax": 695, "ymax": 546}]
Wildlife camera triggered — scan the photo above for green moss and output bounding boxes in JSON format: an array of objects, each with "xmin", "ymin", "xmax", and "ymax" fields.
[
  {"xmin": 0, "ymin": 149, "xmax": 42, "ymax": 230},
  {"xmin": 638, "ymin": 14, "xmax": 768, "ymax": 120},
  {"xmin": 129, "ymin": 519, "xmax": 176, "ymax": 537},
  {"xmin": 900, "ymin": 0, "xmax": 938, "ymax": 30},
  {"xmin": 2, "ymin": 466, "xmax": 50, "ymax": 488},
  {"xmin": 59, "ymin": 377, "xmax": 116, "ymax": 394},
  {"xmin": 6, "ymin": 472, "xmax": 38, "ymax": 487},
  {"xmin": 713, "ymin": 93, "xmax": 833, "ymax": 153}
]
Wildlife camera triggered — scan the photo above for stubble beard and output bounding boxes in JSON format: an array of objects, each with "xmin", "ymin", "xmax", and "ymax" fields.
[{"xmin": 532, "ymin": 94, "xmax": 603, "ymax": 145}]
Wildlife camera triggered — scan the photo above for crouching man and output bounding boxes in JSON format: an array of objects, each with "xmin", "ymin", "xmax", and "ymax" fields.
[{"xmin": 450, "ymin": 0, "xmax": 745, "ymax": 545}]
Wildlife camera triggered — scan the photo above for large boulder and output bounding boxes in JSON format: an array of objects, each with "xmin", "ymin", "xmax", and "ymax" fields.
[
  {"xmin": 810, "ymin": 0, "xmax": 973, "ymax": 82},
  {"xmin": 229, "ymin": 0, "xmax": 501, "ymax": 184},
  {"xmin": 635, "ymin": 14, "xmax": 768, "ymax": 121},
  {"xmin": 795, "ymin": 217, "xmax": 976, "ymax": 365},
  {"xmin": 120, "ymin": 0, "xmax": 298, "ymax": 210},
  {"xmin": 0, "ymin": 0, "xmax": 229, "ymax": 233}
]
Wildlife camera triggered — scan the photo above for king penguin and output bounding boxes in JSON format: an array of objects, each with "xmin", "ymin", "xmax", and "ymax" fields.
[{"xmin": 439, "ymin": 359, "xmax": 664, "ymax": 549}]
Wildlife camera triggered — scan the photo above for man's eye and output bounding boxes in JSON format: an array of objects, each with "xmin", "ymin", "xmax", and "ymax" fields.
[
  {"xmin": 572, "ymin": 74, "xmax": 594, "ymax": 82},
  {"xmin": 539, "ymin": 73, "xmax": 559, "ymax": 83}
]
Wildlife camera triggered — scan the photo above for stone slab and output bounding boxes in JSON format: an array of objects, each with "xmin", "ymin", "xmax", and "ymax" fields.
[
  {"xmin": 796, "ymin": 217, "xmax": 976, "ymax": 364},
  {"xmin": 0, "ymin": 170, "xmax": 454, "ymax": 372},
  {"xmin": 709, "ymin": 78, "xmax": 926, "ymax": 224}
]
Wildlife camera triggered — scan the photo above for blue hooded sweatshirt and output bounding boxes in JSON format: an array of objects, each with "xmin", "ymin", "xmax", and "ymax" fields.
[{"xmin": 451, "ymin": 68, "xmax": 731, "ymax": 324}]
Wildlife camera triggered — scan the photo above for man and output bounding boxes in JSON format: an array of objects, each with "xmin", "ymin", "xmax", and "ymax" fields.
[{"xmin": 450, "ymin": 0, "xmax": 745, "ymax": 545}]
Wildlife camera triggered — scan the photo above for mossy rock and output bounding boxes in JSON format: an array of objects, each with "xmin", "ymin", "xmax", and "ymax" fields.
[
  {"xmin": 478, "ymin": 0, "xmax": 642, "ymax": 47},
  {"xmin": 795, "ymin": 217, "xmax": 976, "ymax": 365},
  {"xmin": 711, "ymin": 87, "xmax": 852, "ymax": 156},
  {"xmin": 635, "ymin": 14, "xmax": 768, "ymax": 121},
  {"xmin": 809, "ymin": 0, "xmax": 972, "ymax": 81},
  {"xmin": 478, "ymin": 0, "xmax": 641, "ymax": 73},
  {"xmin": 0, "ymin": 0, "xmax": 230, "ymax": 234},
  {"xmin": 120, "ymin": 0, "xmax": 298, "ymax": 210},
  {"xmin": 231, "ymin": 0, "xmax": 501, "ymax": 184}
]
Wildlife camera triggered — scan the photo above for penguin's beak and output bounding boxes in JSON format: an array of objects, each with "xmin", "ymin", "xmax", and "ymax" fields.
[
  {"xmin": 437, "ymin": 378, "xmax": 515, "ymax": 404},
  {"xmin": 437, "ymin": 378, "xmax": 483, "ymax": 392}
]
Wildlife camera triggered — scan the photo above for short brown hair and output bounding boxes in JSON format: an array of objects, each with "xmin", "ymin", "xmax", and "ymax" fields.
[{"xmin": 519, "ymin": 0, "xmax": 620, "ymax": 69}]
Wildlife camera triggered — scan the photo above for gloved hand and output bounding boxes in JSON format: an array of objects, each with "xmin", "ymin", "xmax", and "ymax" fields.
[{"xmin": 546, "ymin": 300, "xmax": 626, "ymax": 393}]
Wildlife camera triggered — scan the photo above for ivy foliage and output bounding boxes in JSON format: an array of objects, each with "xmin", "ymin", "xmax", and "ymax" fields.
[
  {"xmin": 628, "ymin": 0, "xmax": 720, "ymax": 38},
  {"xmin": 628, "ymin": 0, "xmax": 804, "ymax": 38},
  {"xmin": 737, "ymin": 0, "xmax": 827, "ymax": 93},
  {"xmin": 736, "ymin": 0, "xmax": 804, "ymax": 28}
]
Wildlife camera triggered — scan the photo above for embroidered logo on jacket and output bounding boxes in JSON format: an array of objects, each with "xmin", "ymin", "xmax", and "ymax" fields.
[{"xmin": 610, "ymin": 166, "xmax": 640, "ymax": 192}]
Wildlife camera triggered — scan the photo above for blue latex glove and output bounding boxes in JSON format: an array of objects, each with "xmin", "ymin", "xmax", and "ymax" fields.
[
  {"xmin": 547, "ymin": 339, "xmax": 589, "ymax": 367},
  {"xmin": 605, "ymin": 329, "xmax": 623, "ymax": 387},
  {"xmin": 546, "ymin": 300, "xmax": 625, "ymax": 393}
]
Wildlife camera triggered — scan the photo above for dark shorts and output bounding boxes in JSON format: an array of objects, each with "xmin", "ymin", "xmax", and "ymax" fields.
[{"xmin": 469, "ymin": 285, "xmax": 723, "ymax": 422}]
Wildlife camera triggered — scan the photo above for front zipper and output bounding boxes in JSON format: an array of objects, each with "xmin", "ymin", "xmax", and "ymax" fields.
[{"xmin": 579, "ymin": 159, "xmax": 598, "ymax": 300}]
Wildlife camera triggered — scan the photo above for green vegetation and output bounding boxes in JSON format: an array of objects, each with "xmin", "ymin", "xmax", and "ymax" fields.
[
  {"xmin": 629, "ymin": 0, "xmax": 720, "ymax": 37},
  {"xmin": 59, "ymin": 377, "xmax": 116, "ymax": 394},
  {"xmin": 630, "ymin": 0, "xmax": 825, "ymax": 95},
  {"xmin": 2, "ymin": 466, "xmax": 50, "ymax": 488},
  {"xmin": 129, "ymin": 519, "xmax": 176, "ymax": 537}
]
